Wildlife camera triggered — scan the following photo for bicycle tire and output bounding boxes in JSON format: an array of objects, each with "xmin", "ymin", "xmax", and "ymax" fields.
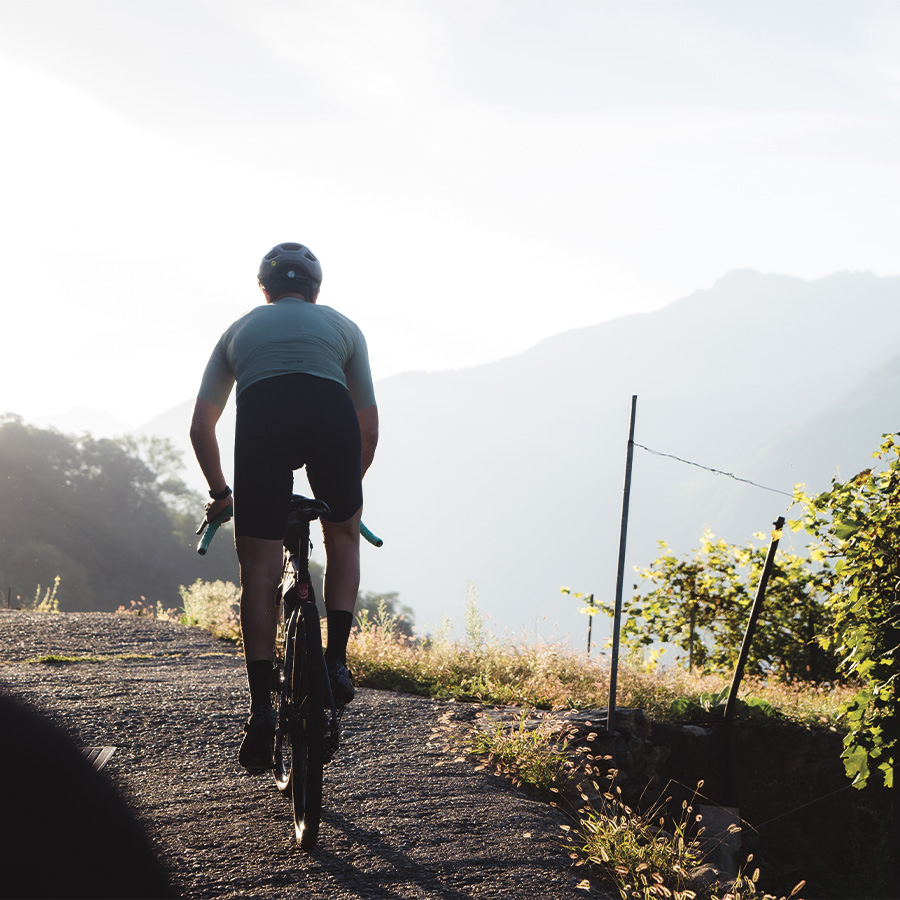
[
  {"xmin": 292, "ymin": 603, "xmax": 326, "ymax": 848},
  {"xmin": 273, "ymin": 619, "xmax": 293, "ymax": 795}
]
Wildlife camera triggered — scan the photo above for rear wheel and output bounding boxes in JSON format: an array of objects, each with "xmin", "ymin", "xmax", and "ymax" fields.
[
  {"xmin": 273, "ymin": 656, "xmax": 292, "ymax": 793},
  {"xmin": 274, "ymin": 574, "xmax": 297, "ymax": 794},
  {"xmin": 292, "ymin": 603, "xmax": 326, "ymax": 848}
]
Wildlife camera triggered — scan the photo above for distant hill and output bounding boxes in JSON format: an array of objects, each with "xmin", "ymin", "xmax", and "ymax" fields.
[
  {"xmin": 48, "ymin": 269, "xmax": 900, "ymax": 643},
  {"xmin": 358, "ymin": 269, "xmax": 900, "ymax": 640}
]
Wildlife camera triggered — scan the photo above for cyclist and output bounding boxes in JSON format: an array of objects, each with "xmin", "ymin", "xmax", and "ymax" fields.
[{"xmin": 190, "ymin": 242, "xmax": 378, "ymax": 773}]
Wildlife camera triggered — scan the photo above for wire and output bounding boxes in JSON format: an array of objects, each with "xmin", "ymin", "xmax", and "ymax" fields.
[
  {"xmin": 667, "ymin": 777, "xmax": 854, "ymax": 834},
  {"xmin": 751, "ymin": 783, "xmax": 854, "ymax": 831},
  {"xmin": 633, "ymin": 442, "xmax": 794, "ymax": 498}
]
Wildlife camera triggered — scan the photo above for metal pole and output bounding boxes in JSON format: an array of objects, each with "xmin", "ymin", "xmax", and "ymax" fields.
[
  {"xmin": 724, "ymin": 516, "xmax": 785, "ymax": 720},
  {"xmin": 608, "ymin": 395, "xmax": 637, "ymax": 737}
]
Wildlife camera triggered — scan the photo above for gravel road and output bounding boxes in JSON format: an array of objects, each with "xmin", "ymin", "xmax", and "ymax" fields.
[{"xmin": 0, "ymin": 611, "xmax": 610, "ymax": 899}]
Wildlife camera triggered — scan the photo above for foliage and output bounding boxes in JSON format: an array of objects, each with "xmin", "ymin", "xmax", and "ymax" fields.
[
  {"xmin": 178, "ymin": 579, "xmax": 241, "ymax": 642},
  {"xmin": 560, "ymin": 586, "xmax": 603, "ymax": 656},
  {"xmin": 668, "ymin": 686, "xmax": 777, "ymax": 723},
  {"xmin": 0, "ymin": 416, "xmax": 238, "ymax": 611},
  {"xmin": 790, "ymin": 435, "xmax": 900, "ymax": 790},
  {"xmin": 595, "ymin": 529, "xmax": 838, "ymax": 681}
]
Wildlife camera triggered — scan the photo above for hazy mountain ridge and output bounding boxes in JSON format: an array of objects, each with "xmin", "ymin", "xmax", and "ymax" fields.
[
  {"xmin": 31, "ymin": 270, "xmax": 900, "ymax": 641},
  {"xmin": 363, "ymin": 270, "xmax": 900, "ymax": 638}
]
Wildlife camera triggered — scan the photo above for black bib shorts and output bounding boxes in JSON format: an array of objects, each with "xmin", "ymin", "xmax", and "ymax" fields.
[{"xmin": 233, "ymin": 373, "xmax": 363, "ymax": 539}]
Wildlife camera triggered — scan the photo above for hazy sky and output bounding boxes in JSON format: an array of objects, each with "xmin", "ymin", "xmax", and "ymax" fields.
[{"xmin": 2, "ymin": 0, "xmax": 899, "ymax": 425}]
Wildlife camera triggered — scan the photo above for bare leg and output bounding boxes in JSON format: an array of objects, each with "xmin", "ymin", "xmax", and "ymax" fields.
[
  {"xmin": 235, "ymin": 535, "xmax": 283, "ymax": 662},
  {"xmin": 320, "ymin": 507, "xmax": 362, "ymax": 614},
  {"xmin": 234, "ymin": 534, "xmax": 282, "ymax": 769}
]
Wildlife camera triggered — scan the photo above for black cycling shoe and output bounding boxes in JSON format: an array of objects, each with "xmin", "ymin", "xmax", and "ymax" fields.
[
  {"xmin": 327, "ymin": 660, "xmax": 356, "ymax": 705},
  {"xmin": 239, "ymin": 704, "xmax": 276, "ymax": 773}
]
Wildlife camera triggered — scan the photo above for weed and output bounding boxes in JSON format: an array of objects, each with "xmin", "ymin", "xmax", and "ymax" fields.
[
  {"xmin": 468, "ymin": 710, "xmax": 578, "ymax": 795},
  {"xmin": 465, "ymin": 581, "xmax": 486, "ymax": 650},
  {"xmin": 26, "ymin": 577, "xmax": 60, "ymax": 613},
  {"xmin": 566, "ymin": 779, "xmax": 707, "ymax": 899},
  {"xmin": 177, "ymin": 579, "xmax": 241, "ymax": 643},
  {"xmin": 116, "ymin": 597, "xmax": 180, "ymax": 622}
]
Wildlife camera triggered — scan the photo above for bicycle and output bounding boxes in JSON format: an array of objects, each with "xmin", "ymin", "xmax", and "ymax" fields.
[{"xmin": 197, "ymin": 495, "xmax": 382, "ymax": 848}]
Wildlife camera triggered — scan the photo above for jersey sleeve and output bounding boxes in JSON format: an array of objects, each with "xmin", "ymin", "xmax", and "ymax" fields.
[
  {"xmin": 196, "ymin": 339, "xmax": 236, "ymax": 410},
  {"xmin": 344, "ymin": 328, "xmax": 376, "ymax": 410}
]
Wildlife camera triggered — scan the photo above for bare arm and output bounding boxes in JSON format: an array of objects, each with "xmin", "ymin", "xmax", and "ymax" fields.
[
  {"xmin": 190, "ymin": 398, "xmax": 231, "ymax": 519},
  {"xmin": 357, "ymin": 404, "xmax": 378, "ymax": 476}
]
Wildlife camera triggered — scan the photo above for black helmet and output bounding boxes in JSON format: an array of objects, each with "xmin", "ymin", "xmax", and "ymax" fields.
[{"xmin": 257, "ymin": 242, "xmax": 323, "ymax": 293}]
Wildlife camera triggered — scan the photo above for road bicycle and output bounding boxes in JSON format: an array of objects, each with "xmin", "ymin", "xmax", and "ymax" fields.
[{"xmin": 197, "ymin": 496, "xmax": 382, "ymax": 848}]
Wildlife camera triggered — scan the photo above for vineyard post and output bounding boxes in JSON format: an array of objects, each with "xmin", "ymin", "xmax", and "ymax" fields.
[
  {"xmin": 608, "ymin": 394, "xmax": 637, "ymax": 738},
  {"xmin": 724, "ymin": 516, "xmax": 784, "ymax": 720}
]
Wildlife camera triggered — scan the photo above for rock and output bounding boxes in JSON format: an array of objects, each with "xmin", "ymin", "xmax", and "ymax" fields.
[{"xmin": 688, "ymin": 863, "xmax": 735, "ymax": 892}]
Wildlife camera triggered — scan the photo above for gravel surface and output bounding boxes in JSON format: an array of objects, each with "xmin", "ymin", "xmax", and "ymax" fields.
[{"xmin": 0, "ymin": 611, "xmax": 610, "ymax": 899}]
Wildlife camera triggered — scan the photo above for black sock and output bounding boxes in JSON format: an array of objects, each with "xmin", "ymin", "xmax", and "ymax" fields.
[
  {"xmin": 324, "ymin": 610, "xmax": 354, "ymax": 665},
  {"xmin": 246, "ymin": 659, "xmax": 272, "ymax": 710}
]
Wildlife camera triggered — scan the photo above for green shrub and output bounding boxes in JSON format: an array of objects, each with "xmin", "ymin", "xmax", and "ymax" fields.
[{"xmin": 178, "ymin": 579, "xmax": 241, "ymax": 642}]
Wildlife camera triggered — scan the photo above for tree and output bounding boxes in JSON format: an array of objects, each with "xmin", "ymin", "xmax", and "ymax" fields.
[
  {"xmin": 791, "ymin": 435, "xmax": 899, "ymax": 790},
  {"xmin": 0, "ymin": 416, "xmax": 238, "ymax": 611},
  {"xmin": 598, "ymin": 529, "xmax": 838, "ymax": 680}
]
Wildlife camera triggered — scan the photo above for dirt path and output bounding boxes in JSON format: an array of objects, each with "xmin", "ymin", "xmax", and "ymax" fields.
[{"xmin": 0, "ymin": 611, "xmax": 609, "ymax": 899}]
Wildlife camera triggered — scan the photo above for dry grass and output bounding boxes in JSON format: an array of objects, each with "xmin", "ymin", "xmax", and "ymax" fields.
[{"xmin": 347, "ymin": 626, "xmax": 849, "ymax": 729}]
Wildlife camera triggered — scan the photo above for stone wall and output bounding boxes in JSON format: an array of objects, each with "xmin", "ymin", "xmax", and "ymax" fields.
[{"xmin": 542, "ymin": 707, "xmax": 890, "ymax": 891}]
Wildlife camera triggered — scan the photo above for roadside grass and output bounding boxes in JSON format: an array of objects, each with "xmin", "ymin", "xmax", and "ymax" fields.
[{"xmin": 346, "ymin": 622, "xmax": 851, "ymax": 729}]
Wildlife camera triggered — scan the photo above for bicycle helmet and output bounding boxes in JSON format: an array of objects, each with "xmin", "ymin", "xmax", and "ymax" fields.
[{"xmin": 257, "ymin": 242, "xmax": 323, "ymax": 296}]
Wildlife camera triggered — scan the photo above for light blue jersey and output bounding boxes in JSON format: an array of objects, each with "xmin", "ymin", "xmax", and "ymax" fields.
[{"xmin": 198, "ymin": 298, "xmax": 376, "ymax": 411}]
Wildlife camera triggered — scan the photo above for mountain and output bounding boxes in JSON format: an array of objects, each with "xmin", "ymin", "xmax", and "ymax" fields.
[
  {"xmin": 51, "ymin": 270, "xmax": 900, "ymax": 643},
  {"xmin": 358, "ymin": 269, "xmax": 900, "ymax": 640}
]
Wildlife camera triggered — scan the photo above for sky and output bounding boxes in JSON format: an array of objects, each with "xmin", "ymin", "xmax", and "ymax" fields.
[{"xmin": 2, "ymin": 0, "xmax": 900, "ymax": 426}]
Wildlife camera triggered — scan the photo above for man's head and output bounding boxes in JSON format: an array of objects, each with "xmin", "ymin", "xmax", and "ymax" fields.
[{"xmin": 257, "ymin": 242, "xmax": 323, "ymax": 302}]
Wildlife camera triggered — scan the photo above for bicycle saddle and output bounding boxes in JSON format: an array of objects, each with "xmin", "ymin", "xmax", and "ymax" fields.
[{"xmin": 287, "ymin": 494, "xmax": 332, "ymax": 522}]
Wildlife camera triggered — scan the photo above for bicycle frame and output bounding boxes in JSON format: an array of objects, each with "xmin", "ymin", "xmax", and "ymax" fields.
[{"xmin": 279, "ymin": 497, "xmax": 340, "ymax": 755}]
